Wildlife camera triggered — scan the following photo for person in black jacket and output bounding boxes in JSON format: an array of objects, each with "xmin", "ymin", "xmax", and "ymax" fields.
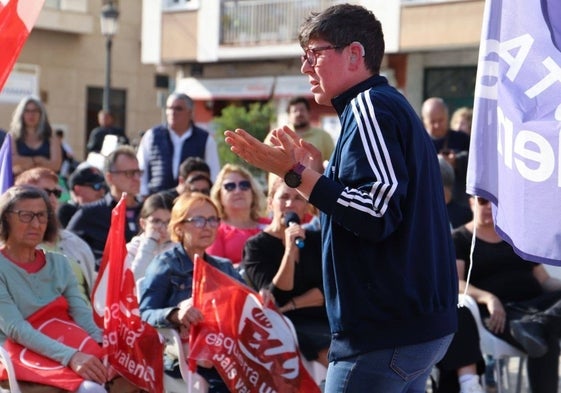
[
  {"xmin": 86, "ymin": 110, "xmax": 129, "ymax": 153},
  {"xmin": 241, "ymin": 176, "xmax": 330, "ymax": 367},
  {"xmin": 67, "ymin": 146, "xmax": 142, "ymax": 268}
]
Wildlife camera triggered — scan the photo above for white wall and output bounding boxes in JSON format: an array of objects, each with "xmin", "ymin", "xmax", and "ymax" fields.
[{"xmin": 361, "ymin": 0, "xmax": 401, "ymax": 54}]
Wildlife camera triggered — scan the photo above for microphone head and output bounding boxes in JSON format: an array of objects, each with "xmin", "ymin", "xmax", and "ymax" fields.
[{"xmin": 284, "ymin": 211, "xmax": 301, "ymax": 227}]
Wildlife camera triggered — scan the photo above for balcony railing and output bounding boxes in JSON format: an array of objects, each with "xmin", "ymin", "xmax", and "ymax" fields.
[
  {"xmin": 220, "ymin": 0, "xmax": 347, "ymax": 46},
  {"xmin": 43, "ymin": 0, "xmax": 88, "ymax": 12},
  {"xmin": 401, "ymin": 0, "xmax": 469, "ymax": 4}
]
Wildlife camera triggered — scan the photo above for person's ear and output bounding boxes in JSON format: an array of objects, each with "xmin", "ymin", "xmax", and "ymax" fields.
[
  {"xmin": 104, "ymin": 172, "xmax": 113, "ymax": 187},
  {"xmin": 139, "ymin": 217, "xmax": 147, "ymax": 231},
  {"xmin": 349, "ymin": 41, "xmax": 365, "ymax": 64}
]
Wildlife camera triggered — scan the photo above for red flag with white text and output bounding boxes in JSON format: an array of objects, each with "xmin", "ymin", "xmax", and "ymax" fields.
[
  {"xmin": 90, "ymin": 194, "xmax": 164, "ymax": 392},
  {"xmin": 189, "ymin": 255, "xmax": 321, "ymax": 393},
  {"xmin": 0, "ymin": 0, "xmax": 45, "ymax": 91},
  {"xmin": 0, "ymin": 296, "xmax": 104, "ymax": 391}
]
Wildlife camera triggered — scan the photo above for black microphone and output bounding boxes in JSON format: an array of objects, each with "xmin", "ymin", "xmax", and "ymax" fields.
[{"xmin": 284, "ymin": 211, "xmax": 305, "ymax": 249}]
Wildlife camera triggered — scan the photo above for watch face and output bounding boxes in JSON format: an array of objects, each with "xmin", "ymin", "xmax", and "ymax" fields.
[{"xmin": 284, "ymin": 170, "xmax": 302, "ymax": 188}]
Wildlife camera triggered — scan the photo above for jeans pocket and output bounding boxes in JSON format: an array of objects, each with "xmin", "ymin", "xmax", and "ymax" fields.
[{"xmin": 390, "ymin": 335, "xmax": 453, "ymax": 381}]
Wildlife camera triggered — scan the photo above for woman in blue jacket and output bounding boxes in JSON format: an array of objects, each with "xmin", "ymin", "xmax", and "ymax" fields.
[{"xmin": 139, "ymin": 192, "xmax": 242, "ymax": 393}]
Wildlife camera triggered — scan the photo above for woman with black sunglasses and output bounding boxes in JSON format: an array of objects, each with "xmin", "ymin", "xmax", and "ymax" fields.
[{"xmin": 207, "ymin": 163, "xmax": 268, "ymax": 266}]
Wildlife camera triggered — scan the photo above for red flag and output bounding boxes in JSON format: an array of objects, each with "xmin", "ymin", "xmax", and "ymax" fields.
[
  {"xmin": 189, "ymin": 255, "xmax": 321, "ymax": 393},
  {"xmin": 0, "ymin": 296, "xmax": 104, "ymax": 391},
  {"xmin": 0, "ymin": 0, "xmax": 45, "ymax": 91},
  {"xmin": 90, "ymin": 194, "xmax": 164, "ymax": 392}
]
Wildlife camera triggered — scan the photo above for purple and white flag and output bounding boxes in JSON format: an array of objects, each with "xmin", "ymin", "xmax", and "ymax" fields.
[
  {"xmin": 467, "ymin": 0, "xmax": 561, "ymax": 264},
  {"xmin": 0, "ymin": 133, "xmax": 13, "ymax": 194}
]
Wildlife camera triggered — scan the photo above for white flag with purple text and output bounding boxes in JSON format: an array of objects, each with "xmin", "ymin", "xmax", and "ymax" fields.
[{"xmin": 467, "ymin": 0, "xmax": 561, "ymax": 264}]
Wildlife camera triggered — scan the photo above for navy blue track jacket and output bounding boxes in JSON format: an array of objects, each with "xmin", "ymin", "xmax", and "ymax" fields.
[{"xmin": 308, "ymin": 75, "xmax": 458, "ymax": 361}]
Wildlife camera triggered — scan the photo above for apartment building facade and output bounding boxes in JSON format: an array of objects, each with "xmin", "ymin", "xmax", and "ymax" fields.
[
  {"xmin": 0, "ymin": 0, "xmax": 485, "ymax": 156},
  {"xmin": 0, "ymin": 0, "xmax": 163, "ymax": 160},
  {"xmin": 142, "ymin": 0, "xmax": 485, "ymax": 138}
]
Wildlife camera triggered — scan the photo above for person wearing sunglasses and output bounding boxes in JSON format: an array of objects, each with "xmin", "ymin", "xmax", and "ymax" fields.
[
  {"xmin": 224, "ymin": 4, "xmax": 457, "ymax": 392},
  {"xmin": 67, "ymin": 146, "xmax": 142, "ymax": 268},
  {"xmin": 127, "ymin": 192, "xmax": 175, "ymax": 280},
  {"xmin": 58, "ymin": 164, "xmax": 108, "ymax": 228},
  {"xmin": 14, "ymin": 167, "xmax": 97, "ymax": 304},
  {"xmin": 207, "ymin": 164, "xmax": 268, "ymax": 266},
  {"xmin": 445, "ymin": 196, "xmax": 561, "ymax": 393},
  {"xmin": 139, "ymin": 192, "xmax": 243, "ymax": 393}
]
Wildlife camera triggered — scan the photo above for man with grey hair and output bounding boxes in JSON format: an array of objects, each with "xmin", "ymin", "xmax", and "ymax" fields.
[
  {"xmin": 67, "ymin": 146, "xmax": 142, "ymax": 268},
  {"xmin": 137, "ymin": 92, "xmax": 220, "ymax": 196}
]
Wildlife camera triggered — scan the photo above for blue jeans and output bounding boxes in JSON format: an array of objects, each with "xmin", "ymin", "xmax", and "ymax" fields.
[{"xmin": 324, "ymin": 334, "xmax": 453, "ymax": 393}]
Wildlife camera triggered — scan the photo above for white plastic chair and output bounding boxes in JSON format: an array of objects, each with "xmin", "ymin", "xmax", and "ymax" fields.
[
  {"xmin": 136, "ymin": 278, "xmax": 208, "ymax": 393},
  {"xmin": 459, "ymin": 294, "xmax": 526, "ymax": 393},
  {"xmin": 158, "ymin": 328, "xmax": 209, "ymax": 393},
  {"xmin": 0, "ymin": 345, "xmax": 21, "ymax": 393}
]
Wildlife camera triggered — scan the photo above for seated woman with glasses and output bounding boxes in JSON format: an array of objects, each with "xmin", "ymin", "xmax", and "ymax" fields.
[
  {"xmin": 0, "ymin": 185, "xmax": 140, "ymax": 393},
  {"xmin": 127, "ymin": 192, "xmax": 175, "ymax": 280},
  {"xmin": 139, "ymin": 192, "xmax": 244, "ymax": 393},
  {"xmin": 443, "ymin": 195, "xmax": 561, "ymax": 393},
  {"xmin": 15, "ymin": 167, "xmax": 97, "ymax": 302},
  {"xmin": 206, "ymin": 164, "xmax": 268, "ymax": 266}
]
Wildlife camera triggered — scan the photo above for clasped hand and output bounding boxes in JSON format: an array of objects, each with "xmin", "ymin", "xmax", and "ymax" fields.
[
  {"xmin": 176, "ymin": 298, "xmax": 203, "ymax": 332},
  {"xmin": 69, "ymin": 351, "xmax": 108, "ymax": 384},
  {"xmin": 224, "ymin": 127, "xmax": 323, "ymax": 175}
]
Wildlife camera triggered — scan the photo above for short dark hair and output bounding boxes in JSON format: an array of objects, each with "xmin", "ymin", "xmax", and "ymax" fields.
[
  {"xmin": 179, "ymin": 157, "xmax": 210, "ymax": 179},
  {"xmin": 298, "ymin": 4, "xmax": 385, "ymax": 74},
  {"xmin": 438, "ymin": 156, "xmax": 455, "ymax": 189},
  {"xmin": 140, "ymin": 191, "xmax": 174, "ymax": 219},
  {"xmin": 287, "ymin": 97, "xmax": 310, "ymax": 112},
  {"xmin": 0, "ymin": 185, "xmax": 58, "ymax": 243}
]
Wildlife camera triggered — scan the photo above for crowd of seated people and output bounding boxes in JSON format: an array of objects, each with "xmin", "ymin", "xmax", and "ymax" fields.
[
  {"xmin": 8, "ymin": 91, "xmax": 558, "ymax": 393},
  {"xmin": 451, "ymin": 196, "xmax": 561, "ymax": 393},
  {"xmin": 0, "ymin": 186, "xmax": 139, "ymax": 392}
]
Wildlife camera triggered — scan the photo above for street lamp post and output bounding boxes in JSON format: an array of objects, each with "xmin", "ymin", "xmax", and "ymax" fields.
[{"xmin": 100, "ymin": 1, "xmax": 119, "ymax": 112}]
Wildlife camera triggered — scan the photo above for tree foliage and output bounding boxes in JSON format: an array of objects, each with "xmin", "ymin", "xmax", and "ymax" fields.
[{"xmin": 213, "ymin": 102, "xmax": 275, "ymax": 182}]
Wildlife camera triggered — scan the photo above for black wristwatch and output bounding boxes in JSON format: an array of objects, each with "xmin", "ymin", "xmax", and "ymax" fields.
[{"xmin": 284, "ymin": 163, "xmax": 305, "ymax": 188}]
